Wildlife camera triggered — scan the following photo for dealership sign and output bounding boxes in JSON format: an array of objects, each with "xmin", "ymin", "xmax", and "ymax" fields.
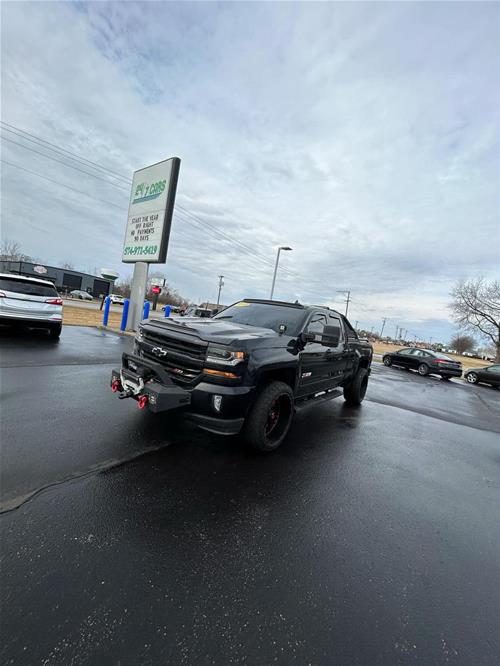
[{"xmin": 122, "ymin": 157, "xmax": 181, "ymax": 264}]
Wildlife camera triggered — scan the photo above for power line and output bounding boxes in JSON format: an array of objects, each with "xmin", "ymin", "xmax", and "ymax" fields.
[
  {"xmin": 0, "ymin": 121, "xmax": 131, "ymax": 184},
  {"xmin": 1, "ymin": 159, "xmax": 126, "ymax": 211},
  {"xmin": 1, "ymin": 135, "xmax": 130, "ymax": 192}
]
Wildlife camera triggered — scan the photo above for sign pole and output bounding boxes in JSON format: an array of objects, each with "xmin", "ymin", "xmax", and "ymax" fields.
[{"xmin": 127, "ymin": 262, "xmax": 149, "ymax": 331}]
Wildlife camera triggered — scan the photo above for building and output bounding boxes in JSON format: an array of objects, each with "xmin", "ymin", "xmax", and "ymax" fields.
[{"xmin": 0, "ymin": 260, "xmax": 115, "ymax": 297}]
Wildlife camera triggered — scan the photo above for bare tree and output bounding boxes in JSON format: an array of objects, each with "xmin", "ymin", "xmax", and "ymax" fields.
[
  {"xmin": 0, "ymin": 239, "xmax": 34, "ymax": 262},
  {"xmin": 449, "ymin": 334, "xmax": 476, "ymax": 355},
  {"xmin": 114, "ymin": 277, "xmax": 132, "ymax": 298},
  {"xmin": 61, "ymin": 261, "xmax": 75, "ymax": 270},
  {"xmin": 450, "ymin": 278, "xmax": 500, "ymax": 362}
]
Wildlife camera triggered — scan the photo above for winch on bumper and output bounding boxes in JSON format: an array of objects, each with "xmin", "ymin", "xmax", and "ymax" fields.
[{"xmin": 111, "ymin": 353, "xmax": 191, "ymax": 413}]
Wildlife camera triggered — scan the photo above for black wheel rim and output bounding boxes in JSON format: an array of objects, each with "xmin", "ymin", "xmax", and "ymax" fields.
[
  {"xmin": 264, "ymin": 394, "xmax": 292, "ymax": 442},
  {"xmin": 265, "ymin": 399, "xmax": 280, "ymax": 435}
]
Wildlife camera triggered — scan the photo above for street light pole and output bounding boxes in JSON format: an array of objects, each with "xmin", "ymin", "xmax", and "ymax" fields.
[{"xmin": 270, "ymin": 246, "xmax": 292, "ymax": 300}]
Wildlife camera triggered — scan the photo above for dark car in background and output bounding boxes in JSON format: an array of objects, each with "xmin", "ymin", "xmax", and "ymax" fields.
[
  {"xmin": 383, "ymin": 347, "xmax": 462, "ymax": 380},
  {"xmin": 464, "ymin": 364, "xmax": 500, "ymax": 388}
]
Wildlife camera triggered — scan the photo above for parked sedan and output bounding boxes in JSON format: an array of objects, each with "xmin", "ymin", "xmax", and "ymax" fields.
[
  {"xmin": 0, "ymin": 273, "xmax": 63, "ymax": 338},
  {"xmin": 70, "ymin": 289, "xmax": 93, "ymax": 301},
  {"xmin": 383, "ymin": 347, "xmax": 462, "ymax": 379},
  {"xmin": 464, "ymin": 364, "xmax": 500, "ymax": 388}
]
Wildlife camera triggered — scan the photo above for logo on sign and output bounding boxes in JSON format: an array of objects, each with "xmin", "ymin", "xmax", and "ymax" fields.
[
  {"xmin": 132, "ymin": 179, "xmax": 167, "ymax": 205},
  {"xmin": 33, "ymin": 265, "xmax": 48, "ymax": 274}
]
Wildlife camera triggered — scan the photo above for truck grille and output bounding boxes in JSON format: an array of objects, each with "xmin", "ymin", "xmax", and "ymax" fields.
[{"xmin": 140, "ymin": 329, "xmax": 207, "ymax": 385}]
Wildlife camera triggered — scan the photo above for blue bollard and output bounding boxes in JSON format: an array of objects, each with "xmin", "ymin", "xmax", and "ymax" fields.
[
  {"xmin": 143, "ymin": 301, "xmax": 150, "ymax": 320},
  {"xmin": 164, "ymin": 304, "xmax": 171, "ymax": 318},
  {"xmin": 120, "ymin": 299, "xmax": 129, "ymax": 332},
  {"xmin": 103, "ymin": 296, "xmax": 111, "ymax": 326}
]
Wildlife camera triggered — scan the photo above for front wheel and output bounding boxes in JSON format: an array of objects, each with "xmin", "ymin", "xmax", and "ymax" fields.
[
  {"xmin": 344, "ymin": 368, "xmax": 369, "ymax": 406},
  {"xmin": 418, "ymin": 363, "xmax": 429, "ymax": 376},
  {"xmin": 383, "ymin": 356, "xmax": 392, "ymax": 366},
  {"xmin": 243, "ymin": 381, "xmax": 294, "ymax": 452},
  {"xmin": 441, "ymin": 375, "xmax": 451, "ymax": 381},
  {"xmin": 466, "ymin": 372, "xmax": 478, "ymax": 384}
]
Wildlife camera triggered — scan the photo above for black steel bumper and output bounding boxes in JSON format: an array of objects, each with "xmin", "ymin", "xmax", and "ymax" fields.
[
  {"xmin": 111, "ymin": 353, "xmax": 191, "ymax": 413},
  {"xmin": 111, "ymin": 353, "xmax": 251, "ymax": 435}
]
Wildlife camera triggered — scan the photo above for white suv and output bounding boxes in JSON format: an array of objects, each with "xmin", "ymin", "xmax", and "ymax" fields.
[{"xmin": 0, "ymin": 273, "xmax": 63, "ymax": 339}]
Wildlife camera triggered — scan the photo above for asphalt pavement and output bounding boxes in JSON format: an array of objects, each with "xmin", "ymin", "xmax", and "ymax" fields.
[{"xmin": 1, "ymin": 326, "xmax": 499, "ymax": 664}]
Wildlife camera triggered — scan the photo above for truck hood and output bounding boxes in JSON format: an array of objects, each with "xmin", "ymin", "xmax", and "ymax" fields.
[{"xmin": 143, "ymin": 316, "xmax": 283, "ymax": 346}]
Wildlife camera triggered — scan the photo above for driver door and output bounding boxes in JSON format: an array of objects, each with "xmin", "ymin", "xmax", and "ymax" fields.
[{"xmin": 297, "ymin": 313, "xmax": 331, "ymax": 397}]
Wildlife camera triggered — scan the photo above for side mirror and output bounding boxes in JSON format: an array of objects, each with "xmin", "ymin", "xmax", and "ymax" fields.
[
  {"xmin": 321, "ymin": 325, "xmax": 340, "ymax": 347},
  {"xmin": 301, "ymin": 331, "xmax": 316, "ymax": 344}
]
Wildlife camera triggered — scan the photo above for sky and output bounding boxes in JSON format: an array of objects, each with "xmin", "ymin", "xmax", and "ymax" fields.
[{"xmin": 1, "ymin": 1, "xmax": 499, "ymax": 343}]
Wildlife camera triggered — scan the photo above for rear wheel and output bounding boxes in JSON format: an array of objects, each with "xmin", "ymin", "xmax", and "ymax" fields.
[
  {"xmin": 344, "ymin": 368, "xmax": 369, "ymax": 406},
  {"xmin": 243, "ymin": 381, "xmax": 294, "ymax": 452},
  {"xmin": 383, "ymin": 356, "xmax": 392, "ymax": 366},
  {"xmin": 49, "ymin": 324, "xmax": 62, "ymax": 340},
  {"xmin": 417, "ymin": 363, "xmax": 429, "ymax": 376},
  {"xmin": 466, "ymin": 372, "xmax": 478, "ymax": 384}
]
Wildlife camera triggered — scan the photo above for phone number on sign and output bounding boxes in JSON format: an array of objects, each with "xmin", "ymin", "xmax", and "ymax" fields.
[{"xmin": 123, "ymin": 245, "xmax": 158, "ymax": 256}]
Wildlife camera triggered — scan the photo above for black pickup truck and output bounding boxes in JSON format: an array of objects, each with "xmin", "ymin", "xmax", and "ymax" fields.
[{"xmin": 111, "ymin": 299, "xmax": 372, "ymax": 451}]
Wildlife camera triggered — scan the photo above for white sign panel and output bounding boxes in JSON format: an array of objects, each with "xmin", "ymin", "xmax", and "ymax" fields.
[
  {"xmin": 122, "ymin": 157, "xmax": 180, "ymax": 263},
  {"xmin": 150, "ymin": 277, "xmax": 166, "ymax": 287}
]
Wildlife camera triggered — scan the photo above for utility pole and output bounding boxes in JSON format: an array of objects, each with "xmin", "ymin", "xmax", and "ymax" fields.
[
  {"xmin": 216, "ymin": 275, "xmax": 224, "ymax": 307},
  {"xmin": 354, "ymin": 320, "xmax": 359, "ymax": 330},
  {"xmin": 395, "ymin": 325, "xmax": 399, "ymax": 340},
  {"xmin": 370, "ymin": 326, "xmax": 374, "ymax": 334},
  {"xmin": 404, "ymin": 328, "xmax": 408, "ymax": 340},
  {"xmin": 380, "ymin": 317, "xmax": 387, "ymax": 338},
  {"xmin": 337, "ymin": 290, "xmax": 351, "ymax": 317}
]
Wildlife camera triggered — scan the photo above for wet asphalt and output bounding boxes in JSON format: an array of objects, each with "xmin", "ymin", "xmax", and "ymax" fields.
[{"xmin": 1, "ymin": 326, "xmax": 499, "ymax": 665}]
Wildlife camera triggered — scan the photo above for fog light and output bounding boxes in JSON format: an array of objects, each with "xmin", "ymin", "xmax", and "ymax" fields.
[{"xmin": 213, "ymin": 395, "xmax": 223, "ymax": 413}]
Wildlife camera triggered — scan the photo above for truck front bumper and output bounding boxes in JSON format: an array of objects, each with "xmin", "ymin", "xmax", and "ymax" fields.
[{"xmin": 111, "ymin": 354, "xmax": 251, "ymax": 435}]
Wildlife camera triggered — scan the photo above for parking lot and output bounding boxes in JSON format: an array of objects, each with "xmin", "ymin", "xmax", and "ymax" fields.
[{"xmin": 1, "ymin": 326, "xmax": 499, "ymax": 664}]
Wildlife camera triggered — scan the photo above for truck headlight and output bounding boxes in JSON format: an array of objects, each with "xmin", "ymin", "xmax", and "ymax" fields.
[
  {"xmin": 136, "ymin": 327, "xmax": 145, "ymax": 343},
  {"xmin": 206, "ymin": 345, "xmax": 246, "ymax": 366}
]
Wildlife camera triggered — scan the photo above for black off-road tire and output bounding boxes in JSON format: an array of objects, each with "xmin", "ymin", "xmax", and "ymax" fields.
[
  {"xmin": 343, "ymin": 368, "xmax": 369, "ymax": 406},
  {"xmin": 49, "ymin": 324, "xmax": 62, "ymax": 340},
  {"xmin": 417, "ymin": 363, "xmax": 429, "ymax": 376},
  {"xmin": 243, "ymin": 381, "xmax": 294, "ymax": 452}
]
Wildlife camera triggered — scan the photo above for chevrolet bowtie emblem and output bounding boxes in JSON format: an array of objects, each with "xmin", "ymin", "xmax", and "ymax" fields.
[{"xmin": 151, "ymin": 347, "xmax": 168, "ymax": 357}]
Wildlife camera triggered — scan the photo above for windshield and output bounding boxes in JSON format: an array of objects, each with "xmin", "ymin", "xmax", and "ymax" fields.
[
  {"xmin": 213, "ymin": 301, "xmax": 306, "ymax": 335},
  {"xmin": 0, "ymin": 277, "xmax": 57, "ymax": 297}
]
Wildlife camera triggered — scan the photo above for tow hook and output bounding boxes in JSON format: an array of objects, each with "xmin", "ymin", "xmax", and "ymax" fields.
[
  {"xmin": 137, "ymin": 395, "xmax": 149, "ymax": 410},
  {"xmin": 111, "ymin": 379, "xmax": 122, "ymax": 393}
]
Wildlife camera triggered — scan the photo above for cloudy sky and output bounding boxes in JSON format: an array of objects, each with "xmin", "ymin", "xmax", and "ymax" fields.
[{"xmin": 1, "ymin": 1, "xmax": 499, "ymax": 342}]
